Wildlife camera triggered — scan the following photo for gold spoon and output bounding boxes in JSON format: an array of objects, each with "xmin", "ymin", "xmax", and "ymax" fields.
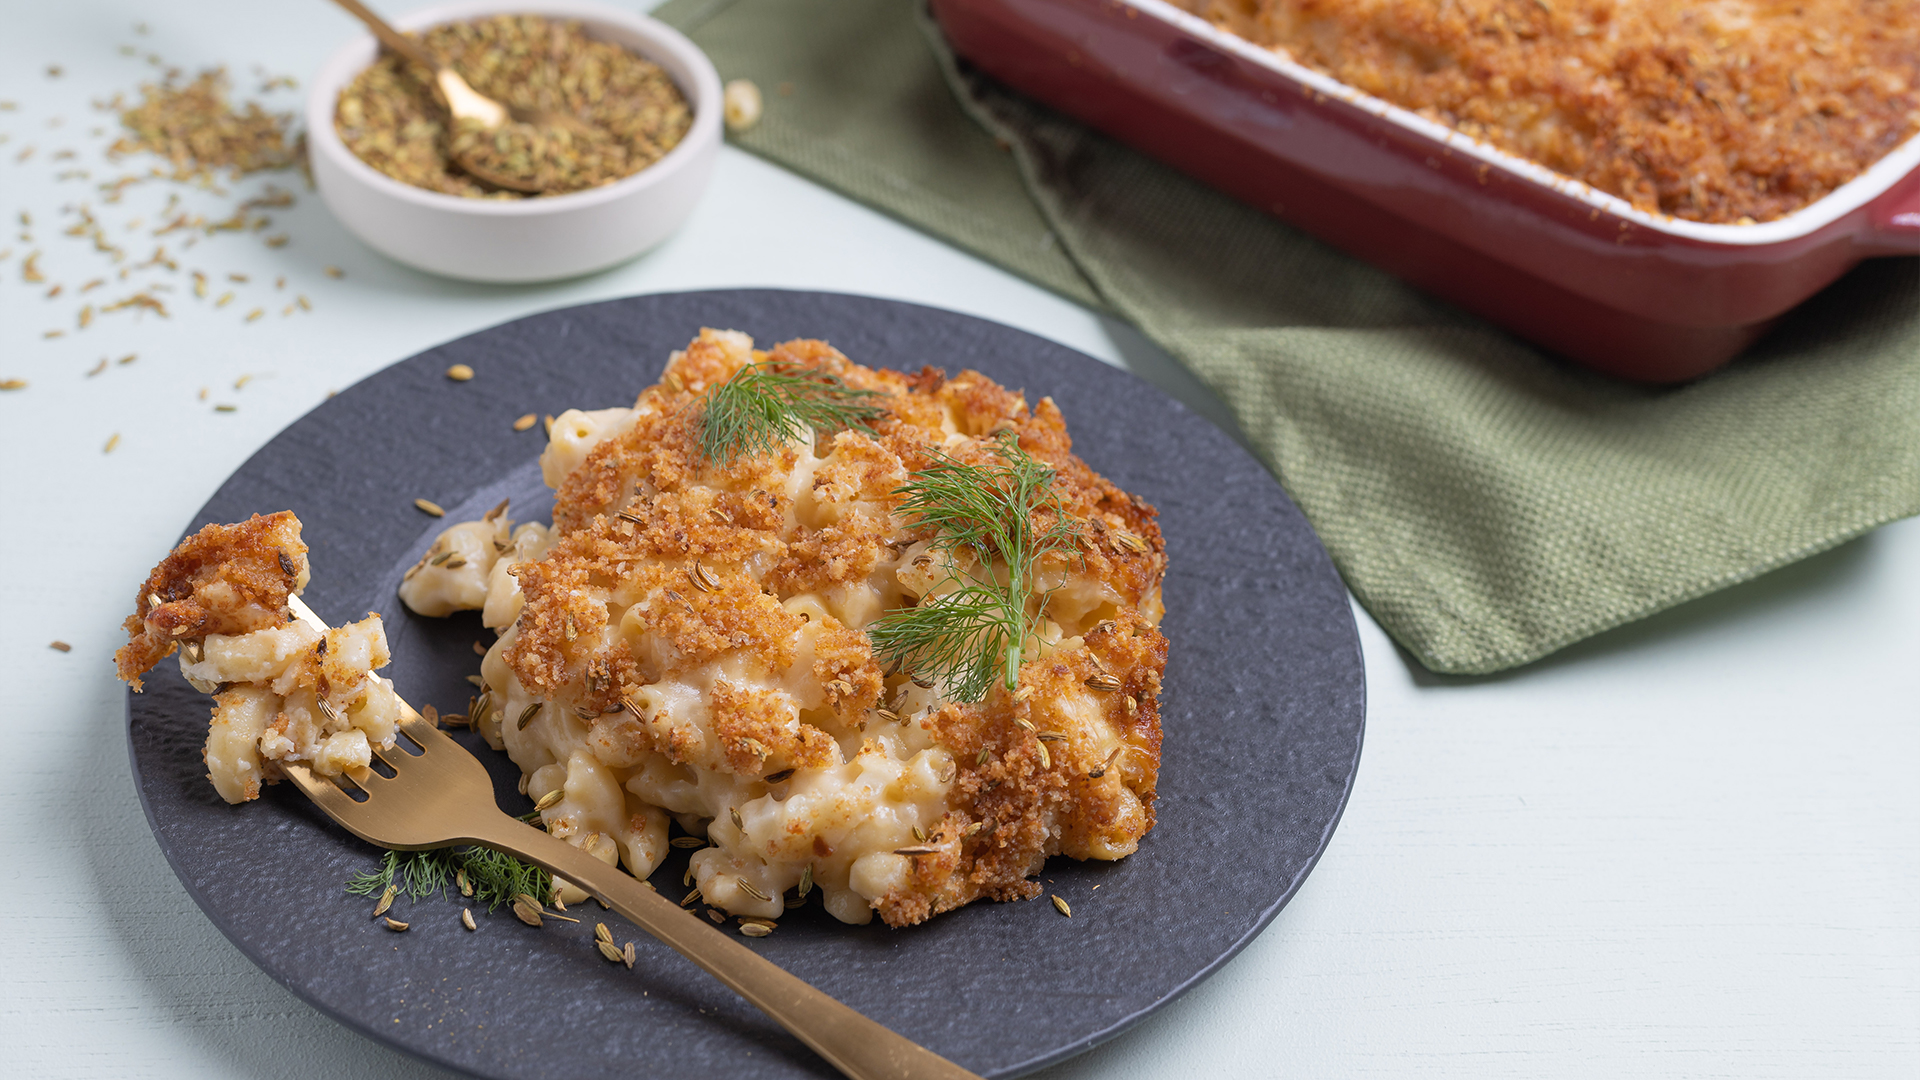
[{"xmin": 327, "ymin": 0, "xmax": 592, "ymax": 193}]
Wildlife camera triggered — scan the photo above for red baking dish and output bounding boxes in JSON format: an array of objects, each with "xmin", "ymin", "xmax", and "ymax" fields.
[{"xmin": 929, "ymin": 0, "xmax": 1920, "ymax": 383}]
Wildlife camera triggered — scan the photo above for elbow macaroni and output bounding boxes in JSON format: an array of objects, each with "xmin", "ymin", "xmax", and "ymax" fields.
[{"xmin": 185, "ymin": 614, "xmax": 407, "ymax": 803}]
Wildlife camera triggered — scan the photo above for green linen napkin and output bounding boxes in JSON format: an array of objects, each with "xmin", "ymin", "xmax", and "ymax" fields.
[{"xmin": 654, "ymin": 0, "xmax": 1920, "ymax": 675}]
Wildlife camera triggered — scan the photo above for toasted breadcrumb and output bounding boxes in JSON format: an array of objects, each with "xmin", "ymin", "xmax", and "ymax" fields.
[{"xmin": 116, "ymin": 512, "xmax": 308, "ymax": 689}]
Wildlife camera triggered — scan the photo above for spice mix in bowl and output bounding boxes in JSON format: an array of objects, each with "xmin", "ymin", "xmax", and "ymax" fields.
[
  {"xmin": 336, "ymin": 14, "xmax": 693, "ymax": 199},
  {"xmin": 307, "ymin": 0, "xmax": 722, "ymax": 283}
]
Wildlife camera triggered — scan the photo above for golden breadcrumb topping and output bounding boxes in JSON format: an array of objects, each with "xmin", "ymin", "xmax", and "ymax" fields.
[
  {"xmin": 116, "ymin": 511, "xmax": 309, "ymax": 689},
  {"xmin": 1179, "ymin": 0, "xmax": 1920, "ymax": 222}
]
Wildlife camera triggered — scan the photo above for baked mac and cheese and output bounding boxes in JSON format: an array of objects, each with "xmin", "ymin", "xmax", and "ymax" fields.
[
  {"xmin": 118, "ymin": 512, "xmax": 409, "ymax": 804},
  {"xmin": 1176, "ymin": 0, "xmax": 1920, "ymax": 223},
  {"xmin": 408, "ymin": 330, "xmax": 1168, "ymax": 927}
]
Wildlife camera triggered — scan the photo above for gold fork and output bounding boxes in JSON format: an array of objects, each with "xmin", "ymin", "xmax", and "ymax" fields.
[{"xmin": 281, "ymin": 598, "xmax": 980, "ymax": 1080}]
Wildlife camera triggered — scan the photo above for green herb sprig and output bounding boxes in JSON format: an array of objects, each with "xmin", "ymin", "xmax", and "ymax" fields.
[
  {"xmin": 347, "ymin": 843, "xmax": 551, "ymax": 913},
  {"xmin": 869, "ymin": 433, "xmax": 1078, "ymax": 702},
  {"xmin": 697, "ymin": 361, "xmax": 887, "ymax": 465}
]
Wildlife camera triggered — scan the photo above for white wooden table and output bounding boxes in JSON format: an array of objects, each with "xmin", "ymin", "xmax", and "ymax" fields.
[{"xmin": 3, "ymin": 3, "xmax": 1915, "ymax": 1076}]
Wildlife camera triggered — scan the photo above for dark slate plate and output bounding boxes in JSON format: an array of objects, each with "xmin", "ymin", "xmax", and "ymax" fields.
[{"xmin": 126, "ymin": 290, "xmax": 1365, "ymax": 1080}]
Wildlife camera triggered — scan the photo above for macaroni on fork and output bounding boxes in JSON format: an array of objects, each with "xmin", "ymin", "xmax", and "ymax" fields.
[{"xmin": 117, "ymin": 512, "xmax": 408, "ymax": 804}]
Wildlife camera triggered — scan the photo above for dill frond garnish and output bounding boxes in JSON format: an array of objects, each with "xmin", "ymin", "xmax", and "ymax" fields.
[
  {"xmin": 696, "ymin": 360, "xmax": 887, "ymax": 465},
  {"xmin": 346, "ymin": 845, "xmax": 551, "ymax": 913},
  {"xmin": 869, "ymin": 432, "xmax": 1078, "ymax": 702}
]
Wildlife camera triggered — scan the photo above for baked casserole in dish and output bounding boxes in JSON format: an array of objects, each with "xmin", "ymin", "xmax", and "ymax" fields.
[{"xmin": 932, "ymin": 0, "xmax": 1920, "ymax": 381}]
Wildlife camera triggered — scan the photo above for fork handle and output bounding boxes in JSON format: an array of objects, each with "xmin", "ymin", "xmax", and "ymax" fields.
[{"xmin": 466, "ymin": 816, "xmax": 984, "ymax": 1080}]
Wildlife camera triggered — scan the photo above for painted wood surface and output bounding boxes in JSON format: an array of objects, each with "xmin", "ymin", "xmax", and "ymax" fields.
[{"xmin": 1, "ymin": 2, "xmax": 1914, "ymax": 1077}]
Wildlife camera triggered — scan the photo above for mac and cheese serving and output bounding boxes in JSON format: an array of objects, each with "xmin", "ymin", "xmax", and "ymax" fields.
[
  {"xmin": 117, "ymin": 512, "xmax": 409, "ymax": 804},
  {"xmin": 410, "ymin": 330, "xmax": 1168, "ymax": 927}
]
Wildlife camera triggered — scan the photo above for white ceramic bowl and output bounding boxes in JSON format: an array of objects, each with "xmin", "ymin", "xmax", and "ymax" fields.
[{"xmin": 307, "ymin": 0, "xmax": 721, "ymax": 283}]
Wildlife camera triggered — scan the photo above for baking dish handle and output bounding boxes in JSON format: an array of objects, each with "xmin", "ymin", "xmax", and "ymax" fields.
[{"xmin": 1864, "ymin": 177, "xmax": 1920, "ymax": 254}]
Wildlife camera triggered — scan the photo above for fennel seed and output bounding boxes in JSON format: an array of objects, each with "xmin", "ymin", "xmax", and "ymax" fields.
[
  {"xmin": 690, "ymin": 561, "xmax": 719, "ymax": 591},
  {"xmin": 511, "ymin": 896, "xmax": 543, "ymax": 927}
]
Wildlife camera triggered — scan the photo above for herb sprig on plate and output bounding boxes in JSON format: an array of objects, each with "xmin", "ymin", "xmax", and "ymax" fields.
[
  {"xmin": 347, "ymin": 831, "xmax": 551, "ymax": 913},
  {"xmin": 869, "ymin": 433, "xmax": 1078, "ymax": 702},
  {"xmin": 697, "ymin": 361, "xmax": 887, "ymax": 465}
]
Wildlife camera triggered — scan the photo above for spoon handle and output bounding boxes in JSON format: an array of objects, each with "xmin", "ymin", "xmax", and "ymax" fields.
[{"xmin": 327, "ymin": 0, "xmax": 441, "ymax": 73}]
